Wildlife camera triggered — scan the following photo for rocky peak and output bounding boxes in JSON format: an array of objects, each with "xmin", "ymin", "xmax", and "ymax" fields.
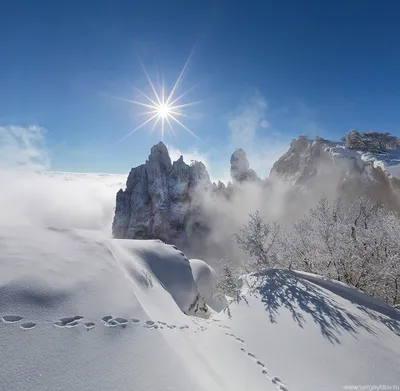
[
  {"xmin": 147, "ymin": 141, "xmax": 172, "ymax": 169},
  {"xmin": 230, "ymin": 148, "xmax": 259, "ymax": 183},
  {"xmin": 112, "ymin": 143, "xmax": 214, "ymax": 246},
  {"xmin": 270, "ymin": 136, "xmax": 400, "ymax": 209}
]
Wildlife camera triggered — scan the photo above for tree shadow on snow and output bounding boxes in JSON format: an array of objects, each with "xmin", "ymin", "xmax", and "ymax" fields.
[{"xmin": 250, "ymin": 269, "xmax": 400, "ymax": 344}]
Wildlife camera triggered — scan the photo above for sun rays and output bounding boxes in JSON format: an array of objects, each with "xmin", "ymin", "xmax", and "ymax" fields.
[{"xmin": 117, "ymin": 50, "xmax": 201, "ymax": 143}]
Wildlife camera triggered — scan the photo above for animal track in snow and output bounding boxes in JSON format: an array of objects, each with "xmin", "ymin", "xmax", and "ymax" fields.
[
  {"xmin": 131, "ymin": 318, "xmax": 140, "ymax": 324},
  {"xmin": 236, "ymin": 344, "xmax": 289, "ymax": 391},
  {"xmin": 225, "ymin": 332, "xmax": 245, "ymax": 344},
  {"xmin": 20, "ymin": 322, "xmax": 36, "ymax": 330},
  {"xmin": 2, "ymin": 315, "xmax": 23, "ymax": 323},
  {"xmin": 271, "ymin": 377, "xmax": 288, "ymax": 391}
]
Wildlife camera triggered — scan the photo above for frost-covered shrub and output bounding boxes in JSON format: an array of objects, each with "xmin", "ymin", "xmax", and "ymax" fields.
[
  {"xmin": 342, "ymin": 129, "xmax": 399, "ymax": 152},
  {"xmin": 234, "ymin": 196, "xmax": 400, "ymax": 306}
]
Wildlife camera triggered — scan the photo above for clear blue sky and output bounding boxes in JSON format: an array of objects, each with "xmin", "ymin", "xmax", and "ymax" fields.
[{"xmin": 2, "ymin": 0, "xmax": 400, "ymax": 177}]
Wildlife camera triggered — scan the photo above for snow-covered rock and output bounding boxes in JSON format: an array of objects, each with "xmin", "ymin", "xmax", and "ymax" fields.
[
  {"xmin": 271, "ymin": 136, "xmax": 400, "ymax": 208},
  {"xmin": 112, "ymin": 143, "xmax": 260, "ymax": 247},
  {"xmin": 189, "ymin": 258, "xmax": 227, "ymax": 311},
  {"xmin": 230, "ymin": 148, "xmax": 260, "ymax": 183},
  {"xmin": 112, "ymin": 142, "xmax": 213, "ymax": 246}
]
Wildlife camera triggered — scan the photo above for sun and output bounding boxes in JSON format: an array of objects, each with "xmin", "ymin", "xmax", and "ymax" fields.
[
  {"xmin": 158, "ymin": 105, "xmax": 170, "ymax": 118},
  {"xmin": 115, "ymin": 50, "xmax": 201, "ymax": 143}
]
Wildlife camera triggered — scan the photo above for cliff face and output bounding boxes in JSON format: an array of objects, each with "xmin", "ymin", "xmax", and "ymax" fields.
[
  {"xmin": 270, "ymin": 136, "xmax": 400, "ymax": 209},
  {"xmin": 112, "ymin": 142, "xmax": 213, "ymax": 246}
]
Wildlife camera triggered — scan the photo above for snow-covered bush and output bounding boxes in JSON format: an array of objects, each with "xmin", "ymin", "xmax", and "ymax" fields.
[
  {"xmin": 232, "ymin": 211, "xmax": 281, "ymax": 270},
  {"xmin": 342, "ymin": 129, "xmax": 399, "ymax": 152},
  {"xmin": 234, "ymin": 196, "xmax": 400, "ymax": 306}
]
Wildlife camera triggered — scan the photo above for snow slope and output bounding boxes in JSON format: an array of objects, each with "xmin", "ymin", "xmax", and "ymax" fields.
[
  {"xmin": 0, "ymin": 227, "xmax": 275, "ymax": 391},
  {"xmin": 327, "ymin": 144, "xmax": 400, "ymax": 180},
  {"xmin": 221, "ymin": 269, "xmax": 400, "ymax": 390},
  {"xmin": 1, "ymin": 227, "xmax": 399, "ymax": 391}
]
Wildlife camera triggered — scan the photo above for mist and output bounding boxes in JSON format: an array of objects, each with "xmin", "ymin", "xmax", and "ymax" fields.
[{"xmin": 0, "ymin": 126, "xmax": 126, "ymax": 233}]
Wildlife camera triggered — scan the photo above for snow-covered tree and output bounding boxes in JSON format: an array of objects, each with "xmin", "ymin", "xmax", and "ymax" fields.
[
  {"xmin": 234, "ymin": 196, "xmax": 400, "ymax": 306},
  {"xmin": 232, "ymin": 211, "xmax": 281, "ymax": 270},
  {"xmin": 342, "ymin": 129, "xmax": 399, "ymax": 152}
]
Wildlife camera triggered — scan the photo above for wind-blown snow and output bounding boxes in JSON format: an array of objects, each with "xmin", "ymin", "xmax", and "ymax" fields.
[
  {"xmin": 189, "ymin": 258, "xmax": 227, "ymax": 312},
  {"xmin": 360, "ymin": 149, "xmax": 400, "ymax": 180},
  {"xmin": 327, "ymin": 144, "xmax": 400, "ymax": 180},
  {"xmin": 1, "ymin": 227, "xmax": 399, "ymax": 391}
]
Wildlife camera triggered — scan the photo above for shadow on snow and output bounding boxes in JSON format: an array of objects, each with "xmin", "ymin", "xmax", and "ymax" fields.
[{"xmin": 240, "ymin": 269, "xmax": 400, "ymax": 344}]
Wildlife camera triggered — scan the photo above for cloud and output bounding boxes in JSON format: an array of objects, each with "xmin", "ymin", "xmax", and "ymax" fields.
[
  {"xmin": 0, "ymin": 125, "xmax": 50, "ymax": 171},
  {"xmin": 227, "ymin": 91, "xmax": 290, "ymax": 178},
  {"xmin": 228, "ymin": 91, "xmax": 268, "ymax": 150},
  {"xmin": 167, "ymin": 145, "xmax": 209, "ymax": 167},
  {"xmin": 0, "ymin": 125, "xmax": 125, "ymax": 232},
  {"xmin": 167, "ymin": 144, "xmax": 228, "ymax": 183}
]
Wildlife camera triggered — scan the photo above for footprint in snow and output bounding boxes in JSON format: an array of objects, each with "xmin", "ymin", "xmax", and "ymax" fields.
[
  {"xmin": 54, "ymin": 316, "xmax": 83, "ymax": 327},
  {"xmin": 240, "ymin": 348, "xmax": 289, "ymax": 391},
  {"xmin": 84, "ymin": 322, "xmax": 96, "ymax": 330},
  {"xmin": 102, "ymin": 316, "xmax": 113, "ymax": 323},
  {"xmin": 131, "ymin": 318, "xmax": 140, "ymax": 324},
  {"xmin": 102, "ymin": 316, "xmax": 126, "ymax": 327},
  {"xmin": 144, "ymin": 320, "xmax": 158, "ymax": 329},
  {"xmin": 66, "ymin": 320, "xmax": 80, "ymax": 328},
  {"xmin": 225, "ymin": 332, "xmax": 245, "ymax": 344},
  {"xmin": 2, "ymin": 315, "xmax": 23, "ymax": 323},
  {"xmin": 271, "ymin": 376, "xmax": 288, "ymax": 390},
  {"xmin": 20, "ymin": 322, "xmax": 36, "ymax": 330},
  {"xmin": 114, "ymin": 318, "xmax": 128, "ymax": 326}
]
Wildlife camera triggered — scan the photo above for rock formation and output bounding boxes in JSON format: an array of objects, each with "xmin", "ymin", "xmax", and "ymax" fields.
[
  {"xmin": 112, "ymin": 142, "xmax": 214, "ymax": 247},
  {"xmin": 270, "ymin": 136, "xmax": 400, "ymax": 209},
  {"xmin": 113, "ymin": 137, "xmax": 400, "ymax": 252},
  {"xmin": 230, "ymin": 148, "xmax": 259, "ymax": 183}
]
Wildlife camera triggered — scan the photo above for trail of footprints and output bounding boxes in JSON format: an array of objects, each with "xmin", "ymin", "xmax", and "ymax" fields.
[
  {"xmin": 1, "ymin": 313, "xmax": 289, "ymax": 390},
  {"xmin": 238, "ymin": 345, "xmax": 289, "ymax": 391},
  {"xmin": 1, "ymin": 315, "xmax": 37, "ymax": 330},
  {"xmin": 1, "ymin": 314, "xmax": 195, "ymax": 332},
  {"xmin": 223, "ymin": 328, "xmax": 289, "ymax": 391}
]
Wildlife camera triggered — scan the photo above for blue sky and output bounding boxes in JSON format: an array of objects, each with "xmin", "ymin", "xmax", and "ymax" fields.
[{"xmin": 1, "ymin": 0, "xmax": 400, "ymax": 179}]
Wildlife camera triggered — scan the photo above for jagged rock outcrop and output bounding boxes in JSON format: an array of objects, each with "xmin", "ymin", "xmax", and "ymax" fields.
[
  {"xmin": 230, "ymin": 148, "xmax": 259, "ymax": 183},
  {"xmin": 113, "ymin": 137, "xmax": 400, "ymax": 252},
  {"xmin": 112, "ymin": 142, "xmax": 214, "ymax": 246},
  {"xmin": 270, "ymin": 136, "xmax": 400, "ymax": 209}
]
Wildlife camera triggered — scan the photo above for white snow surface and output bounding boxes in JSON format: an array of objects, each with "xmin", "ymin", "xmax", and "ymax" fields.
[
  {"xmin": 1, "ymin": 169, "xmax": 399, "ymax": 390},
  {"xmin": 189, "ymin": 258, "xmax": 227, "ymax": 312},
  {"xmin": 1, "ymin": 226, "xmax": 399, "ymax": 390},
  {"xmin": 189, "ymin": 258, "xmax": 217, "ymax": 299},
  {"xmin": 326, "ymin": 144, "xmax": 400, "ymax": 180}
]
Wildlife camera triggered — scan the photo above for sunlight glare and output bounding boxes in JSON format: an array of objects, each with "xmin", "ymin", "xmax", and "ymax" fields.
[{"xmin": 117, "ymin": 50, "xmax": 201, "ymax": 143}]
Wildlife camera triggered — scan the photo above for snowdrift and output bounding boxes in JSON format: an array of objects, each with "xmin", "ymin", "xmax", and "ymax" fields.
[
  {"xmin": 225, "ymin": 269, "xmax": 400, "ymax": 389},
  {"xmin": 1, "ymin": 228, "xmax": 399, "ymax": 391}
]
